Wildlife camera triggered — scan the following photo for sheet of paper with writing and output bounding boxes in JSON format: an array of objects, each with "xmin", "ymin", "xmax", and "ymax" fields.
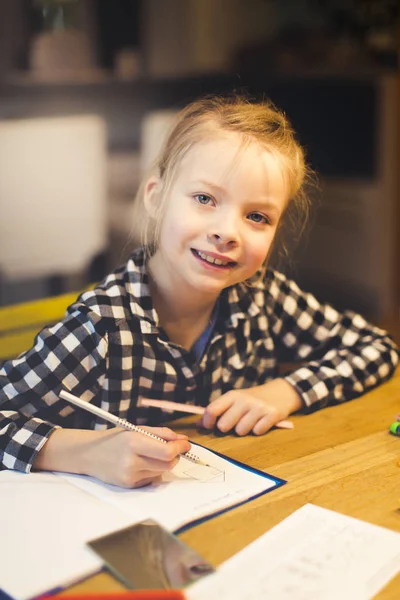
[
  {"xmin": 60, "ymin": 443, "xmax": 282, "ymax": 532},
  {"xmin": 186, "ymin": 503, "xmax": 400, "ymax": 600}
]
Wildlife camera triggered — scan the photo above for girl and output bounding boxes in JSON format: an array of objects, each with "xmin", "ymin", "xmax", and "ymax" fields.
[{"xmin": 0, "ymin": 96, "xmax": 398, "ymax": 489}]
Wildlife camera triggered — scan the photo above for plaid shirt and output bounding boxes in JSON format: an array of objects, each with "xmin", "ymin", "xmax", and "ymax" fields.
[{"xmin": 1, "ymin": 247, "xmax": 398, "ymax": 472}]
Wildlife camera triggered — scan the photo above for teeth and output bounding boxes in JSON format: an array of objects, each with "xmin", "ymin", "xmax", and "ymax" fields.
[{"xmin": 197, "ymin": 251, "xmax": 230, "ymax": 266}]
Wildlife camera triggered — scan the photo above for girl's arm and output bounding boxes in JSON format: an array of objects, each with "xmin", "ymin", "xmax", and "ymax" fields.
[
  {"xmin": 32, "ymin": 426, "xmax": 190, "ymax": 488},
  {"xmin": 202, "ymin": 271, "xmax": 399, "ymax": 436},
  {"xmin": 266, "ymin": 270, "xmax": 400, "ymax": 410},
  {"xmin": 0, "ymin": 307, "xmax": 190, "ymax": 486},
  {"xmin": 0, "ymin": 308, "xmax": 108, "ymax": 472}
]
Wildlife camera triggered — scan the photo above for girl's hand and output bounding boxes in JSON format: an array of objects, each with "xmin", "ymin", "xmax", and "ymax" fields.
[
  {"xmin": 34, "ymin": 426, "xmax": 191, "ymax": 489},
  {"xmin": 200, "ymin": 379, "xmax": 303, "ymax": 436},
  {"xmin": 86, "ymin": 426, "xmax": 192, "ymax": 488}
]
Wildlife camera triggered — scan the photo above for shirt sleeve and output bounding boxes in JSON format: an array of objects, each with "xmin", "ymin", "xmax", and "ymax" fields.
[
  {"xmin": 265, "ymin": 270, "xmax": 400, "ymax": 409},
  {"xmin": 0, "ymin": 308, "xmax": 108, "ymax": 473}
]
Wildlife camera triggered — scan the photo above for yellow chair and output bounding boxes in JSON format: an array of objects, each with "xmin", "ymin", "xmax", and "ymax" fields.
[{"xmin": 0, "ymin": 290, "xmax": 88, "ymax": 361}]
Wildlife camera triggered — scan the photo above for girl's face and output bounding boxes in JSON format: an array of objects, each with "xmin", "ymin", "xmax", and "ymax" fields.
[{"xmin": 148, "ymin": 132, "xmax": 288, "ymax": 300}]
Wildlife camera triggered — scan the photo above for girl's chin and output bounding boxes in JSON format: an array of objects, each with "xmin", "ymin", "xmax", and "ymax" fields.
[{"xmin": 192, "ymin": 279, "xmax": 239, "ymax": 296}]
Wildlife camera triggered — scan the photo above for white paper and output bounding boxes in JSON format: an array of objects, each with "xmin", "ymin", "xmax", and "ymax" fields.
[
  {"xmin": 60, "ymin": 443, "xmax": 278, "ymax": 531},
  {"xmin": 186, "ymin": 503, "xmax": 400, "ymax": 600},
  {"xmin": 0, "ymin": 445, "xmax": 278, "ymax": 600},
  {"xmin": 0, "ymin": 472, "xmax": 132, "ymax": 600}
]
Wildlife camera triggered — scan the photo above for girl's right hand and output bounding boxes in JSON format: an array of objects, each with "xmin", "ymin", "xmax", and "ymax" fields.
[
  {"xmin": 33, "ymin": 426, "xmax": 191, "ymax": 488},
  {"xmin": 86, "ymin": 426, "xmax": 192, "ymax": 488}
]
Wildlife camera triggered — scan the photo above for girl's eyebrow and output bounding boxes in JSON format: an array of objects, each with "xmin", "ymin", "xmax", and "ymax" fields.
[
  {"xmin": 191, "ymin": 180, "xmax": 226, "ymax": 194},
  {"xmin": 251, "ymin": 201, "xmax": 282, "ymax": 216}
]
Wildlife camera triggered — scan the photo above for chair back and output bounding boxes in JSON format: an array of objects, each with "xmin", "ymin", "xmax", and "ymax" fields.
[{"xmin": 0, "ymin": 291, "xmax": 84, "ymax": 361}]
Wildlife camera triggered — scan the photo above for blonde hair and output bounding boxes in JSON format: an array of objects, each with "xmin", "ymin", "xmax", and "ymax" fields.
[{"xmin": 132, "ymin": 94, "xmax": 312, "ymax": 268}]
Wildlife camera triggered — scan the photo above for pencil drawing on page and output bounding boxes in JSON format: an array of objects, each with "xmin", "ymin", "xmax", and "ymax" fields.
[
  {"xmin": 162, "ymin": 463, "xmax": 226, "ymax": 484},
  {"xmin": 182, "ymin": 464, "xmax": 226, "ymax": 483}
]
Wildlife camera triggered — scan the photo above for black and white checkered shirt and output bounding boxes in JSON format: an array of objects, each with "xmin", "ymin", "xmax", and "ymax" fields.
[{"xmin": 1, "ymin": 247, "xmax": 398, "ymax": 472}]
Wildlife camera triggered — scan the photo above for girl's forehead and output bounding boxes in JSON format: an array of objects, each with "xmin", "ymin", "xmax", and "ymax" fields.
[
  {"xmin": 180, "ymin": 132, "xmax": 249, "ymax": 169},
  {"xmin": 175, "ymin": 133, "xmax": 287, "ymax": 196}
]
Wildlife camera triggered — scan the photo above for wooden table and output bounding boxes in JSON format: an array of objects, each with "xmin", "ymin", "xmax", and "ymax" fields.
[{"xmin": 61, "ymin": 368, "xmax": 400, "ymax": 598}]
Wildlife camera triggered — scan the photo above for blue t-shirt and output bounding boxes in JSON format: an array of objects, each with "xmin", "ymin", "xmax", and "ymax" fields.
[{"xmin": 192, "ymin": 301, "xmax": 219, "ymax": 361}]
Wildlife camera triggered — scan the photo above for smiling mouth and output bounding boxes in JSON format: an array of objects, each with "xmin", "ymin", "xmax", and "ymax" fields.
[{"xmin": 191, "ymin": 249, "xmax": 237, "ymax": 268}]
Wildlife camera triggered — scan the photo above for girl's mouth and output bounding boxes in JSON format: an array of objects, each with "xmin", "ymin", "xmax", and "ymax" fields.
[{"xmin": 191, "ymin": 249, "xmax": 237, "ymax": 269}]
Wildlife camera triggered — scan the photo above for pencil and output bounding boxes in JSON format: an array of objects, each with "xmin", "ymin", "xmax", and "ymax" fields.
[
  {"xmin": 138, "ymin": 397, "xmax": 205, "ymax": 415},
  {"xmin": 59, "ymin": 390, "xmax": 211, "ymax": 467},
  {"xmin": 139, "ymin": 397, "xmax": 294, "ymax": 429}
]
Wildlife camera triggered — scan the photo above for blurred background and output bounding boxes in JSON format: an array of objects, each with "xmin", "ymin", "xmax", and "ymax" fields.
[{"xmin": 0, "ymin": 0, "xmax": 398, "ymax": 338}]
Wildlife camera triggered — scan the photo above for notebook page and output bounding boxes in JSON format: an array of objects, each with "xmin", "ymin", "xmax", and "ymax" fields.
[
  {"xmin": 60, "ymin": 443, "xmax": 280, "ymax": 531},
  {"xmin": 186, "ymin": 504, "xmax": 400, "ymax": 600},
  {"xmin": 0, "ymin": 471, "xmax": 133, "ymax": 600}
]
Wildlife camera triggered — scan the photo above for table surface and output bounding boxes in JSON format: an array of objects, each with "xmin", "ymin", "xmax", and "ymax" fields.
[{"xmin": 61, "ymin": 367, "xmax": 400, "ymax": 599}]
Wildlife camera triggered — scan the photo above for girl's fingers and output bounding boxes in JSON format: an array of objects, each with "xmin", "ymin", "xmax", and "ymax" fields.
[
  {"xmin": 154, "ymin": 439, "xmax": 192, "ymax": 461},
  {"xmin": 215, "ymin": 403, "xmax": 250, "ymax": 433},
  {"xmin": 140, "ymin": 425, "xmax": 188, "ymax": 441},
  {"xmin": 129, "ymin": 431, "xmax": 191, "ymax": 460},
  {"xmin": 252, "ymin": 414, "xmax": 276, "ymax": 436},
  {"xmin": 233, "ymin": 408, "xmax": 265, "ymax": 436},
  {"xmin": 202, "ymin": 395, "xmax": 236, "ymax": 429},
  {"xmin": 136, "ymin": 454, "xmax": 180, "ymax": 472},
  {"xmin": 233, "ymin": 403, "xmax": 277, "ymax": 436}
]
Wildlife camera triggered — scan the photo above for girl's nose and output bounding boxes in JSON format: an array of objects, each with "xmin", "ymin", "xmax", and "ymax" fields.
[
  {"xmin": 207, "ymin": 211, "xmax": 240, "ymax": 248},
  {"xmin": 207, "ymin": 231, "xmax": 238, "ymax": 248}
]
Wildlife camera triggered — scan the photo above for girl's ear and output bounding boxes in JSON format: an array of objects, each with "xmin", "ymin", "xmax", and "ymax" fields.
[{"xmin": 143, "ymin": 175, "xmax": 161, "ymax": 218}]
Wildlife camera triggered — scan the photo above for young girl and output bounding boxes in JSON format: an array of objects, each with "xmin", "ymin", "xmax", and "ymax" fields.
[{"xmin": 0, "ymin": 96, "xmax": 398, "ymax": 489}]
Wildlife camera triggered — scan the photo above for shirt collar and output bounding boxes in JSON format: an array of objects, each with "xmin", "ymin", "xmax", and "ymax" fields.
[{"xmin": 125, "ymin": 247, "xmax": 160, "ymax": 334}]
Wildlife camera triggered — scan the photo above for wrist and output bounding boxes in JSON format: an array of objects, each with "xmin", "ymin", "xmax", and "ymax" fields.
[
  {"xmin": 33, "ymin": 428, "xmax": 108, "ymax": 475},
  {"xmin": 261, "ymin": 378, "xmax": 303, "ymax": 415},
  {"xmin": 277, "ymin": 378, "xmax": 303, "ymax": 413}
]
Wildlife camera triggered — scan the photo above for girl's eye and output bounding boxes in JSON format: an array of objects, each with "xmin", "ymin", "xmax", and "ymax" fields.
[
  {"xmin": 194, "ymin": 194, "xmax": 213, "ymax": 205},
  {"xmin": 247, "ymin": 212, "xmax": 269, "ymax": 224}
]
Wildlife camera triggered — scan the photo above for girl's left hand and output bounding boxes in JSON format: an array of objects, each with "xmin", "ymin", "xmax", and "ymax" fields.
[{"xmin": 200, "ymin": 378, "xmax": 303, "ymax": 436}]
